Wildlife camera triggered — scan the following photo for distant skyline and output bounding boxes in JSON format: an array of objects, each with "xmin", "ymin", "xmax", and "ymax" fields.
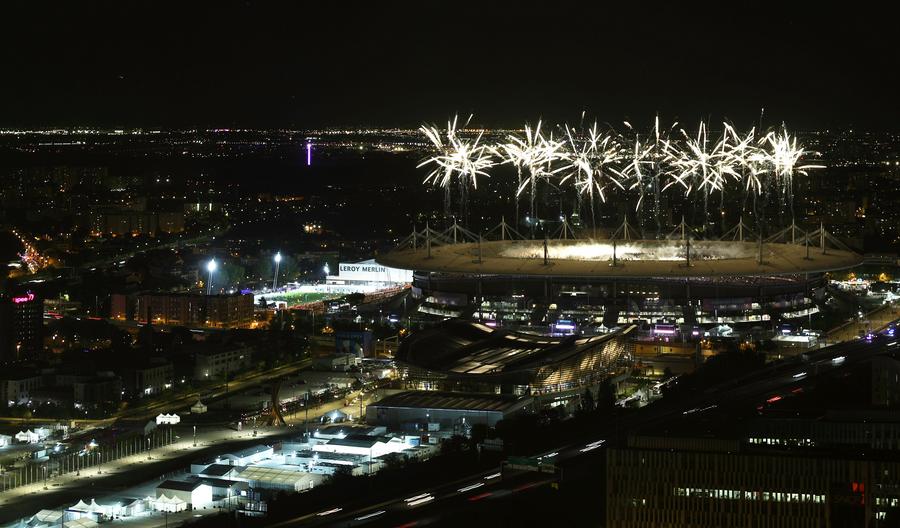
[{"xmin": 1, "ymin": 2, "xmax": 898, "ymax": 130}]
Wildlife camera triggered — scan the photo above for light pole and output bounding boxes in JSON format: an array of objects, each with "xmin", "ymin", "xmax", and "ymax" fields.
[
  {"xmin": 273, "ymin": 252, "xmax": 282, "ymax": 290},
  {"xmin": 206, "ymin": 259, "xmax": 217, "ymax": 295}
]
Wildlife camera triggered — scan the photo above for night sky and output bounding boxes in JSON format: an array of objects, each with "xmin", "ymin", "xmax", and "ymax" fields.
[{"xmin": 1, "ymin": 1, "xmax": 897, "ymax": 130}]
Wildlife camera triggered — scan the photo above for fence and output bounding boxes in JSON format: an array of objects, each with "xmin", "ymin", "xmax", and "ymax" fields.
[{"xmin": 0, "ymin": 426, "xmax": 175, "ymax": 493}]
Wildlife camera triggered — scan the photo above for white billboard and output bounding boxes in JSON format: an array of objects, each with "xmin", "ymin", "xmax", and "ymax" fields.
[{"xmin": 337, "ymin": 259, "xmax": 413, "ymax": 284}]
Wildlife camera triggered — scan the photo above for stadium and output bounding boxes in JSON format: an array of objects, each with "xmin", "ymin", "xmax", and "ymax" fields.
[
  {"xmin": 377, "ymin": 221, "xmax": 863, "ymax": 333},
  {"xmin": 372, "ymin": 117, "xmax": 863, "ymax": 409}
]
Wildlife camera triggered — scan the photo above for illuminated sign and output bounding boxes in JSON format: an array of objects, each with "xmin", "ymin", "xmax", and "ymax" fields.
[
  {"xmin": 337, "ymin": 260, "xmax": 412, "ymax": 283},
  {"xmin": 653, "ymin": 324, "xmax": 677, "ymax": 336},
  {"xmin": 12, "ymin": 292, "xmax": 35, "ymax": 304},
  {"xmin": 554, "ymin": 320, "xmax": 576, "ymax": 331}
]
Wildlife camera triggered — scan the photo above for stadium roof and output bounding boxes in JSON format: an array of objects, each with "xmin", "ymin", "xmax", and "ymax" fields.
[{"xmin": 377, "ymin": 239, "xmax": 862, "ymax": 278}]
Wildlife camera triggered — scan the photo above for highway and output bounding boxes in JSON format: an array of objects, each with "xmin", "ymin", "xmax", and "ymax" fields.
[
  {"xmin": 268, "ymin": 468, "xmax": 555, "ymax": 528},
  {"xmin": 276, "ymin": 326, "xmax": 900, "ymax": 528}
]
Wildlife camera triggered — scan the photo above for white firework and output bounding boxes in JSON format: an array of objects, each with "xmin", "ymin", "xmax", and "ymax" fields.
[
  {"xmin": 622, "ymin": 116, "xmax": 677, "ymax": 214},
  {"xmin": 763, "ymin": 125, "xmax": 824, "ymax": 185},
  {"xmin": 559, "ymin": 121, "xmax": 626, "ymax": 226},
  {"xmin": 499, "ymin": 120, "xmax": 566, "ymax": 220},
  {"xmin": 418, "ymin": 114, "xmax": 496, "ymax": 218},
  {"xmin": 666, "ymin": 122, "xmax": 737, "ymax": 196},
  {"xmin": 415, "ymin": 114, "xmax": 822, "ymax": 233}
]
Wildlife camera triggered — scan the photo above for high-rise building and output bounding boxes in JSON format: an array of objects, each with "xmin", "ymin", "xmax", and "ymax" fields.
[{"xmin": 0, "ymin": 288, "xmax": 43, "ymax": 363}]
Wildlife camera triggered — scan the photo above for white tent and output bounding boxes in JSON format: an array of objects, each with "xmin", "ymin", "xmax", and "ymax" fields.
[
  {"xmin": 34, "ymin": 509, "xmax": 64, "ymax": 523},
  {"xmin": 64, "ymin": 518, "xmax": 99, "ymax": 528},
  {"xmin": 93, "ymin": 497, "xmax": 136, "ymax": 518},
  {"xmin": 191, "ymin": 400, "xmax": 208, "ymax": 414},
  {"xmin": 156, "ymin": 413, "xmax": 181, "ymax": 425},
  {"xmin": 15, "ymin": 429, "xmax": 40, "ymax": 443},
  {"xmin": 69, "ymin": 499, "xmax": 91, "ymax": 512},
  {"xmin": 152, "ymin": 493, "xmax": 187, "ymax": 512},
  {"xmin": 86, "ymin": 499, "xmax": 107, "ymax": 515}
]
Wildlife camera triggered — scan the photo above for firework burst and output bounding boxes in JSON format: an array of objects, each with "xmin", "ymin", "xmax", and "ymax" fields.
[
  {"xmin": 418, "ymin": 114, "xmax": 496, "ymax": 220},
  {"xmin": 418, "ymin": 115, "xmax": 822, "ymax": 233},
  {"xmin": 560, "ymin": 121, "xmax": 625, "ymax": 226}
]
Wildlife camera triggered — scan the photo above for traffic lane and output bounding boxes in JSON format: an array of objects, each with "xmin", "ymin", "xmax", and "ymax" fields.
[
  {"xmin": 315, "ymin": 470, "xmax": 547, "ymax": 528},
  {"xmin": 344, "ymin": 472, "xmax": 558, "ymax": 528},
  {"xmin": 272, "ymin": 467, "xmax": 511, "ymax": 528},
  {"xmin": 314, "ymin": 470, "xmax": 523, "ymax": 528}
]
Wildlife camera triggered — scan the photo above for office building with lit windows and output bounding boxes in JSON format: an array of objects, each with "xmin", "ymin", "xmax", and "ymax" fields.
[
  {"xmin": 606, "ymin": 435, "xmax": 900, "ymax": 527},
  {"xmin": 0, "ymin": 289, "xmax": 43, "ymax": 363}
]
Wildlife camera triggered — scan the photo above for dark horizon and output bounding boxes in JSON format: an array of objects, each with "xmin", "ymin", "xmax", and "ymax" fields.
[{"xmin": 1, "ymin": 2, "xmax": 898, "ymax": 131}]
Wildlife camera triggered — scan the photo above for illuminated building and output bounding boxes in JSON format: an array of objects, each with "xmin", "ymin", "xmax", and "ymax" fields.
[
  {"xmin": 0, "ymin": 289, "xmax": 43, "ymax": 363},
  {"xmin": 192, "ymin": 344, "xmax": 253, "ymax": 380},
  {"xmin": 111, "ymin": 292, "xmax": 253, "ymax": 329},
  {"xmin": 606, "ymin": 435, "xmax": 900, "ymax": 527},
  {"xmin": 378, "ymin": 227, "xmax": 862, "ymax": 332},
  {"xmin": 396, "ymin": 320, "xmax": 633, "ymax": 406}
]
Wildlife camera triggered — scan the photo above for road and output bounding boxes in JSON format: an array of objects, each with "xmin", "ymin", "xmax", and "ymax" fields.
[
  {"xmin": 269, "ymin": 467, "xmax": 554, "ymax": 528},
  {"xmin": 278, "ymin": 324, "xmax": 900, "ymax": 528},
  {"xmin": 824, "ymin": 302, "xmax": 898, "ymax": 344}
]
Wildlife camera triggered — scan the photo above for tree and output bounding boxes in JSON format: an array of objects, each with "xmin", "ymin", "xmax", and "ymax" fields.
[
  {"xmin": 381, "ymin": 452, "xmax": 406, "ymax": 471},
  {"xmin": 345, "ymin": 292, "xmax": 365, "ymax": 306},
  {"xmin": 226, "ymin": 262, "xmax": 246, "ymax": 286},
  {"xmin": 470, "ymin": 423, "xmax": 489, "ymax": 446},
  {"xmin": 596, "ymin": 380, "xmax": 616, "ymax": 411},
  {"xmin": 255, "ymin": 253, "xmax": 298, "ymax": 284},
  {"xmin": 581, "ymin": 387, "xmax": 596, "ymax": 413}
]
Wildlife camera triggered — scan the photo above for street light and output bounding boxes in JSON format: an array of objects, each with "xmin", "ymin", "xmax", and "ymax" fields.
[
  {"xmin": 273, "ymin": 252, "xmax": 282, "ymax": 290},
  {"xmin": 206, "ymin": 259, "xmax": 217, "ymax": 295}
]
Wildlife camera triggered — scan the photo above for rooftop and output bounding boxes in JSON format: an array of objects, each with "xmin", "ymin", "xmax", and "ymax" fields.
[
  {"xmin": 157, "ymin": 479, "xmax": 204, "ymax": 492},
  {"xmin": 198, "ymin": 463, "xmax": 241, "ymax": 477},
  {"xmin": 369, "ymin": 390, "xmax": 531, "ymax": 413},
  {"xmin": 397, "ymin": 320, "xmax": 632, "ymax": 377},
  {"xmin": 324, "ymin": 434, "xmax": 392, "ymax": 449},
  {"xmin": 227, "ymin": 444, "xmax": 272, "ymax": 458},
  {"xmin": 238, "ymin": 466, "xmax": 312, "ymax": 485},
  {"xmin": 294, "ymin": 450, "xmax": 368, "ymax": 463},
  {"xmin": 377, "ymin": 239, "xmax": 862, "ymax": 278},
  {"xmin": 314, "ymin": 424, "xmax": 382, "ymax": 437}
]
